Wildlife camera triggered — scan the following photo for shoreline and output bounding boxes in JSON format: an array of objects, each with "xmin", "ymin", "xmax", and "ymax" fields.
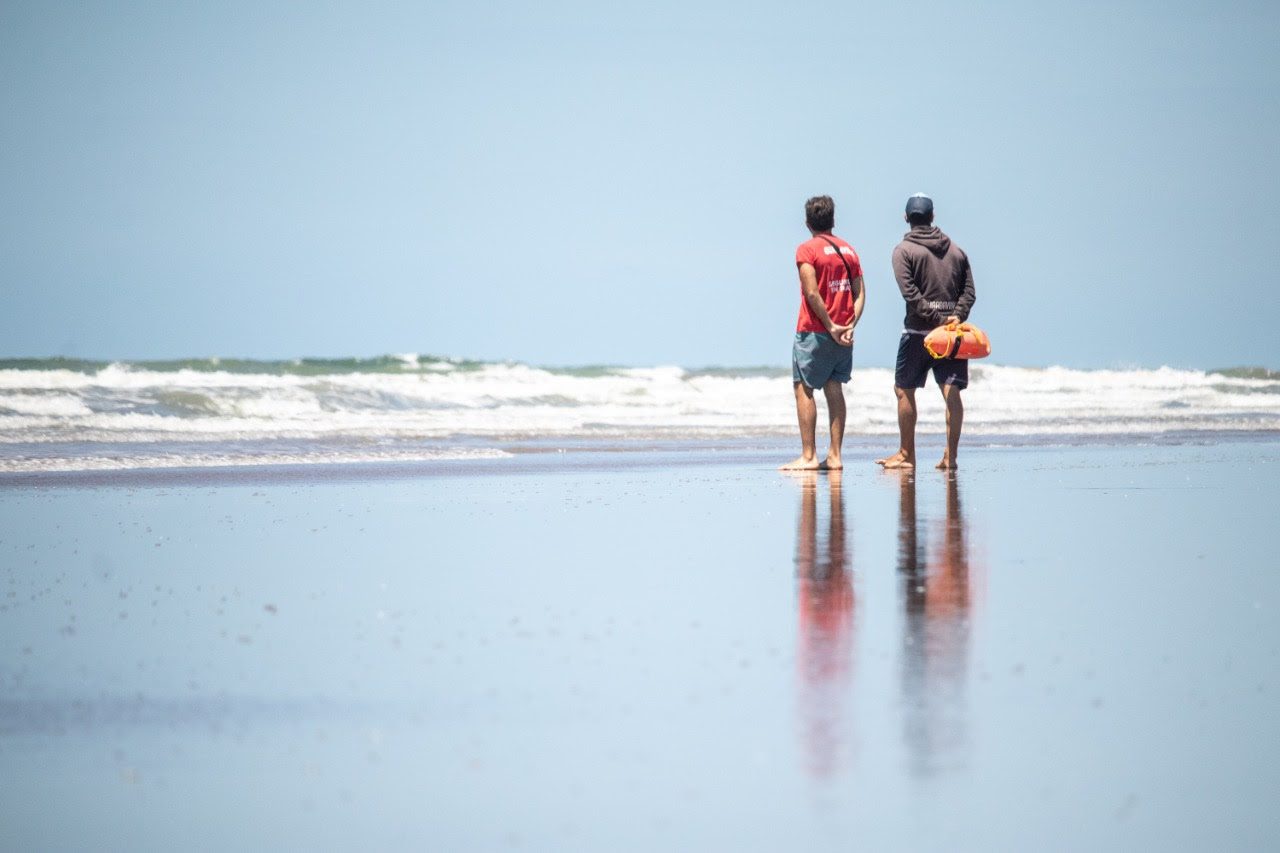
[{"xmin": 1, "ymin": 429, "xmax": 1277, "ymax": 490}]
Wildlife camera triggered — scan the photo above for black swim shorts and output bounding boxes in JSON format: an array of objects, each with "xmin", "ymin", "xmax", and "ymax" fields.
[{"xmin": 895, "ymin": 332, "xmax": 968, "ymax": 390}]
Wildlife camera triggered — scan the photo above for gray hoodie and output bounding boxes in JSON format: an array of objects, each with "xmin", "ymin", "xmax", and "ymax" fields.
[{"xmin": 891, "ymin": 226, "xmax": 976, "ymax": 331}]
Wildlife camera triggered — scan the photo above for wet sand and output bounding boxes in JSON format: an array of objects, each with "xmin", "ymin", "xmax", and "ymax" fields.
[{"xmin": 2, "ymin": 438, "xmax": 1278, "ymax": 850}]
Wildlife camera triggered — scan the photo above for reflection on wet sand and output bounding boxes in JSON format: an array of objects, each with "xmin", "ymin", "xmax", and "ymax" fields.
[
  {"xmin": 897, "ymin": 471, "xmax": 976, "ymax": 778},
  {"xmin": 792, "ymin": 470, "xmax": 855, "ymax": 780}
]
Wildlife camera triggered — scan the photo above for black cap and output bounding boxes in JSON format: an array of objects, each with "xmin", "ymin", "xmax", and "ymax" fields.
[{"xmin": 905, "ymin": 193, "xmax": 933, "ymax": 216}]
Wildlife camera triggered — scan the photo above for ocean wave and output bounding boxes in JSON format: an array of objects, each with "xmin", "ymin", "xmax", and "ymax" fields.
[
  {"xmin": 0, "ymin": 354, "xmax": 478, "ymax": 377},
  {"xmin": 0, "ymin": 358, "xmax": 1277, "ymax": 472}
]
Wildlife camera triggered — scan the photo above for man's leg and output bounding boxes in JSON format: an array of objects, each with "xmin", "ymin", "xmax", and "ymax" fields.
[
  {"xmin": 938, "ymin": 383, "xmax": 963, "ymax": 469},
  {"xmin": 821, "ymin": 380, "xmax": 846, "ymax": 470},
  {"xmin": 781, "ymin": 382, "xmax": 821, "ymax": 470},
  {"xmin": 878, "ymin": 333, "xmax": 923, "ymax": 468},
  {"xmin": 878, "ymin": 386, "xmax": 918, "ymax": 469}
]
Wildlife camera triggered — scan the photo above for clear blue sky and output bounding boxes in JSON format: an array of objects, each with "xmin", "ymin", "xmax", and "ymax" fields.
[{"xmin": 1, "ymin": 1, "xmax": 1276, "ymax": 369}]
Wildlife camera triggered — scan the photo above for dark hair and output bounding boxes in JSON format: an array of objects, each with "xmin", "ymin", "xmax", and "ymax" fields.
[
  {"xmin": 907, "ymin": 210, "xmax": 934, "ymax": 227},
  {"xmin": 804, "ymin": 195, "xmax": 835, "ymax": 232}
]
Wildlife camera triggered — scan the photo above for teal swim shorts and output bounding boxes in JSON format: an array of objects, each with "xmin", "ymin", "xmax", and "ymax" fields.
[{"xmin": 792, "ymin": 332, "xmax": 852, "ymax": 388}]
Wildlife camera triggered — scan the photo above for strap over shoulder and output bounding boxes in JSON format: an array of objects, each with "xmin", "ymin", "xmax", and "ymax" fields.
[{"xmin": 814, "ymin": 235, "xmax": 857, "ymax": 290}]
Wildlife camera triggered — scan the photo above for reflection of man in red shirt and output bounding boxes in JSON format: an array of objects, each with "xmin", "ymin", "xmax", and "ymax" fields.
[
  {"xmin": 781, "ymin": 195, "xmax": 866, "ymax": 472},
  {"xmin": 793, "ymin": 470, "xmax": 855, "ymax": 779}
]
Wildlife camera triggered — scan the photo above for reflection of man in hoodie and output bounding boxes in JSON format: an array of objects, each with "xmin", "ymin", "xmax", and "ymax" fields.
[
  {"xmin": 877, "ymin": 194, "xmax": 977, "ymax": 470},
  {"xmin": 897, "ymin": 471, "xmax": 974, "ymax": 777}
]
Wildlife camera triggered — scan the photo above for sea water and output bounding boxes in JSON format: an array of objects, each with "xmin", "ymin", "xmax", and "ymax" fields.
[{"xmin": 1, "ymin": 356, "xmax": 1278, "ymax": 473}]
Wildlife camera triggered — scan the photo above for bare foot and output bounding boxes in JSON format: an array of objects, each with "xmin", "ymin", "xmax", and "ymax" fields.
[
  {"xmin": 780, "ymin": 456, "xmax": 821, "ymax": 471},
  {"xmin": 819, "ymin": 456, "xmax": 843, "ymax": 471},
  {"xmin": 936, "ymin": 455, "xmax": 958, "ymax": 470},
  {"xmin": 879, "ymin": 451, "xmax": 914, "ymax": 469}
]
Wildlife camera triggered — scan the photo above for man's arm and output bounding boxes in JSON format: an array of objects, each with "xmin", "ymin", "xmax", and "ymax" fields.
[
  {"xmin": 953, "ymin": 257, "xmax": 976, "ymax": 323},
  {"xmin": 799, "ymin": 263, "xmax": 852, "ymax": 345},
  {"xmin": 851, "ymin": 275, "xmax": 866, "ymax": 329},
  {"xmin": 891, "ymin": 247, "xmax": 945, "ymax": 326}
]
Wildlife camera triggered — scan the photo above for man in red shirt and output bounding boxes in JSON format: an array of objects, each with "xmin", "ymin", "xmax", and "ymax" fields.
[{"xmin": 781, "ymin": 195, "xmax": 866, "ymax": 471}]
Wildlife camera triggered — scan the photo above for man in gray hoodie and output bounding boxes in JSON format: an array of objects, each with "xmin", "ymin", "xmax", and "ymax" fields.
[{"xmin": 877, "ymin": 194, "xmax": 976, "ymax": 470}]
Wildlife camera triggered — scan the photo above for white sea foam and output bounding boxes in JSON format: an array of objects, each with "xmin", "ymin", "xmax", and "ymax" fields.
[
  {"xmin": 0, "ymin": 393, "xmax": 94, "ymax": 417},
  {"xmin": 1, "ymin": 361, "xmax": 1276, "ymax": 473},
  {"xmin": 0, "ymin": 446, "xmax": 512, "ymax": 474}
]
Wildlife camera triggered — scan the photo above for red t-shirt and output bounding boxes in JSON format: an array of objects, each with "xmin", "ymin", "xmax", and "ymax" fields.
[{"xmin": 795, "ymin": 234, "xmax": 862, "ymax": 333}]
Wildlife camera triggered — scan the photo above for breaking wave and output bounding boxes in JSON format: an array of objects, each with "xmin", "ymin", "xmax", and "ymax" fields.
[{"xmin": 1, "ymin": 355, "xmax": 1276, "ymax": 472}]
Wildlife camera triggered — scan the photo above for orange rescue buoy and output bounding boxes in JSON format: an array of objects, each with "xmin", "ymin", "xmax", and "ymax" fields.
[{"xmin": 923, "ymin": 322, "xmax": 991, "ymax": 360}]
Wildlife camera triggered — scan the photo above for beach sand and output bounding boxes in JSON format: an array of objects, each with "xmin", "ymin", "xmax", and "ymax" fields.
[{"xmin": 2, "ymin": 437, "xmax": 1278, "ymax": 850}]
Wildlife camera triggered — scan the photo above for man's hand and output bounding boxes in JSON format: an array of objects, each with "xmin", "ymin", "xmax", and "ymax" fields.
[
  {"xmin": 831, "ymin": 324, "xmax": 854, "ymax": 346},
  {"xmin": 944, "ymin": 315, "xmax": 961, "ymax": 328}
]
